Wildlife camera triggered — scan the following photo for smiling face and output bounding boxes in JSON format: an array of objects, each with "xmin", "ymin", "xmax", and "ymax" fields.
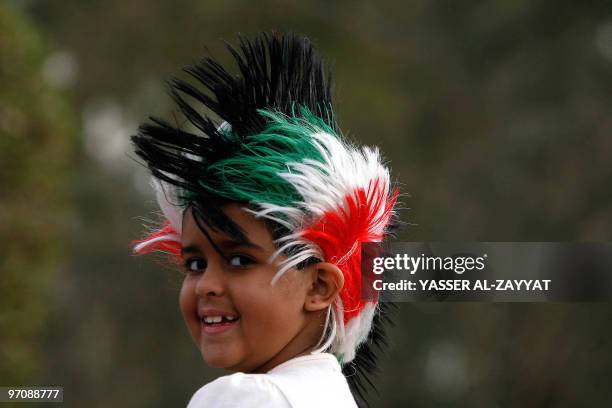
[{"xmin": 179, "ymin": 203, "xmax": 320, "ymax": 373}]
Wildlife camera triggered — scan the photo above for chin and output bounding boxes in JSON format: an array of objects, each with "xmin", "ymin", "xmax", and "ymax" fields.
[{"xmin": 200, "ymin": 346, "xmax": 238, "ymax": 369}]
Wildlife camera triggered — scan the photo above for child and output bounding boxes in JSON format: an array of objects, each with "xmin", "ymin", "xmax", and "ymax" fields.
[{"xmin": 131, "ymin": 31, "xmax": 399, "ymax": 407}]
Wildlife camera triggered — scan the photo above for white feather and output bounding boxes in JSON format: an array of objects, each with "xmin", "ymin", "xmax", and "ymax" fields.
[
  {"xmin": 133, "ymin": 233, "xmax": 181, "ymax": 253},
  {"xmin": 151, "ymin": 176, "xmax": 184, "ymax": 235},
  {"xmin": 250, "ymin": 129, "xmax": 393, "ymax": 284}
]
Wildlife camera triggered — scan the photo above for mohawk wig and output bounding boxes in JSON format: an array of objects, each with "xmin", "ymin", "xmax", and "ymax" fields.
[{"xmin": 131, "ymin": 31, "xmax": 399, "ymax": 405}]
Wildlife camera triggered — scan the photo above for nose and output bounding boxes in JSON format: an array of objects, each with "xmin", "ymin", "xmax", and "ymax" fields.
[{"xmin": 195, "ymin": 260, "xmax": 225, "ymax": 297}]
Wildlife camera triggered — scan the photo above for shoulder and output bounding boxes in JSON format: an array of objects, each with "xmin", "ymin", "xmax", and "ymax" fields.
[
  {"xmin": 186, "ymin": 354, "xmax": 357, "ymax": 408},
  {"xmin": 186, "ymin": 372, "xmax": 292, "ymax": 408},
  {"xmin": 266, "ymin": 353, "xmax": 357, "ymax": 408}
]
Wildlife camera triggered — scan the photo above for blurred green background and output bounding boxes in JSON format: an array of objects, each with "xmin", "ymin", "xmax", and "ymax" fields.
[{"xmin": 1, "ymin": 0, "xmax": 612, "ymax": 406}]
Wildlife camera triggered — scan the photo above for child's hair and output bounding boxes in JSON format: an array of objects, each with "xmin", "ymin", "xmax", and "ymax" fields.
[{"xmin": 131, "ymin": 31, "xmax": 399, "ymax": 404}]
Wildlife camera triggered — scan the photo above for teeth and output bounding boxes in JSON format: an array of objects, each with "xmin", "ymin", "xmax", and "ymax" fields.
[{"xmin": 203, "ymin": 315, "xmax": 238, "ymax": 324}]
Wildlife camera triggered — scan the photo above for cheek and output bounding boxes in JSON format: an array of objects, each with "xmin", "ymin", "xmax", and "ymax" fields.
[
  {"xmin": 243, "ymin": 271, "xmax": 309, "ymax": 329},
  {"xmin": 179, "ymin": 277, "xmax": 199, "ymax": 333},
  {"xmin": 275, "ymin": 269, "xmax": 311, "ymax": 305}
]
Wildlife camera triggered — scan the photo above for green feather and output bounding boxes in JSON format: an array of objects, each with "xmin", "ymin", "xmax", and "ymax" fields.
[{"xmin": 194, "ymin": 105, "xmax": 339, "ymax": 209}]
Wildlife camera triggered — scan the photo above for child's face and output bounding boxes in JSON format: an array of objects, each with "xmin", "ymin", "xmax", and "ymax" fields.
[{"xmin": 179, "ymin": 204, "xmax": 314, "ymax": 372}]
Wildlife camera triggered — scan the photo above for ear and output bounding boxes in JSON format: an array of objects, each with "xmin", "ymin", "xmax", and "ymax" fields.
[{"xmin": 304, "ymin": 262, "xmax": 344, "ymax": 312}]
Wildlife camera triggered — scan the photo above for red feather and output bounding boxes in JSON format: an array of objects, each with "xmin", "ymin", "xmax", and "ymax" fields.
[
  {"xmin": 132, "ymin": 221, "xmax": 182, "ymax": 261},
  {"xmin": 301, "ymin": 178, "xmax": 399, "ymax": 324}
]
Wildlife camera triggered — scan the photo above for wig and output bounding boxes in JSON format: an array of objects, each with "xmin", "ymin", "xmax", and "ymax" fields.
[{"xmin": 131, "ymin": 31, "xmax": 399, "ymax": 406}]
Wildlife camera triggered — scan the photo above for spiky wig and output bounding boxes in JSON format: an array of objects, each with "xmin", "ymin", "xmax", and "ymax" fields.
[{"xmin": 131, "ymin": 31, "xmax": 398, "ymax": 405}]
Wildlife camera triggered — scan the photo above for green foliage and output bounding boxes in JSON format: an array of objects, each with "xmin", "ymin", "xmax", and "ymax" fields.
[{"xmin": 0, "ymin": 2, "xmax": 76, "ymax": 387}]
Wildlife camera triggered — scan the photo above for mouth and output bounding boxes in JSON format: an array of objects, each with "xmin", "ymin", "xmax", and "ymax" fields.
[{"xmin": 199, "ymin": 313, "xmax": 240, "ymax": 335}]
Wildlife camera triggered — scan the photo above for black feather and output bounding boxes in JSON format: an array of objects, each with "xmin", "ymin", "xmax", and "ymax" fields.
[
  {"xmin": 342, "ymin": 301, "xmax": 397, "ymax": 407},
  {"xmin": 131, "ymin": 31, "xmax": 337, "ymax": 239}
]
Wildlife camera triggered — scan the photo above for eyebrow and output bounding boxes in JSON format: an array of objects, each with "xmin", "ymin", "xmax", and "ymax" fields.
[
  {"xmin": 180, "ymin": 239, "xmax": 264, "ymax": 256},
  {"xmin": 180, "ymin": 245, "xmax": 200, "ymax": 256}
]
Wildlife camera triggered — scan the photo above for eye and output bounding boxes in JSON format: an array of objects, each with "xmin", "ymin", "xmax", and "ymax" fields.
[
  {"xmin": 227, "ymin": 254, "xmax": 255, "ymax": 268},
  {"xmin": 184, "ymin": 258, "xmax": 206, "ymax": 273}
]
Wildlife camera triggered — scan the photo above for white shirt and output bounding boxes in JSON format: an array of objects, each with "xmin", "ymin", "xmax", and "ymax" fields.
[{"xmin": 186, "ymin": 353, "xmax": 357, "ymax": 408}]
